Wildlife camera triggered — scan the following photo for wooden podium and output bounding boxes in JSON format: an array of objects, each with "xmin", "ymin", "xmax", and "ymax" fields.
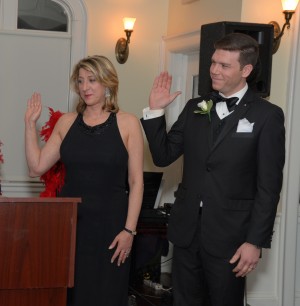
[{"xmin": 0, "ymin": 197, "xmax": 81, "ymax": 306}]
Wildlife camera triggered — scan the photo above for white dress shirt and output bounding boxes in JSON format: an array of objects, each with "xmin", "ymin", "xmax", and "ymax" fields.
[{"xmin": 216, "ymin": 84, "xmax": 248, "ymax": 119}]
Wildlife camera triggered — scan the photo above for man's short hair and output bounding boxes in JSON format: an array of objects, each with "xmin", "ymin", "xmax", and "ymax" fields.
[{"xmin": 214, "ymin": 33, "xmax": 259, "ymax": 69}]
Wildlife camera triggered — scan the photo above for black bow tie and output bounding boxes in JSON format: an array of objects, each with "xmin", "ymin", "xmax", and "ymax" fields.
[{"xmin": 210, "ymin": 92, "xmax": 239, "ymax": 112}]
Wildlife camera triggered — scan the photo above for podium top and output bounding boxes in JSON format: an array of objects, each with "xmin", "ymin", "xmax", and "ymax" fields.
[{"xmin": 0, "ymin": 197, "xmax": 82, "ymax": 203}]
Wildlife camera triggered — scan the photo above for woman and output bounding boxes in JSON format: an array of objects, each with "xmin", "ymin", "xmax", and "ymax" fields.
[{"xmin": 25, "ymin": 55, "xmax": 144, "ymax": 306}]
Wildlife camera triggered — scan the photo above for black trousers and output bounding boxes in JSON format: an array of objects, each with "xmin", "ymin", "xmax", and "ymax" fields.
[{"xmin": 171, "ymin": 214, "xmax": 245, "ymax": 306}]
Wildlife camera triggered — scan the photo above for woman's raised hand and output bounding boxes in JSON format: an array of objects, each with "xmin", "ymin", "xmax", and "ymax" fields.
[{"xmin": 25, "ymin": 92, "xmax": 42, "ymax": 125}]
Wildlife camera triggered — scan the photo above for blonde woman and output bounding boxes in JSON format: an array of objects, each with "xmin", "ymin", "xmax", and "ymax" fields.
[{"xmin": 25, "ymin": 55, "xmax": 144, "ymax": 306}]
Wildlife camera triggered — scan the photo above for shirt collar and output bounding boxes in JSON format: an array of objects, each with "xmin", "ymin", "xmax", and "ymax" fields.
[{"xmin": 219, "ymin": 83, "xmax": 248, "ymax": 105}]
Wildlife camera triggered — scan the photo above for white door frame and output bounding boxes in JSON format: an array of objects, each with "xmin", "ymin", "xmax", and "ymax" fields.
[
  {"xmin": 157, "ymin": 30, "xmax": 201, "ymax": 206},
  {"xmin": 279, "ymin": 10, "xmax": 300, "ymax": 306}
]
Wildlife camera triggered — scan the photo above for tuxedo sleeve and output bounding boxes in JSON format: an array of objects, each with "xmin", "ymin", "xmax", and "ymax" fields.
[
  {"xmin": 140, "ymin": 102, "xmax": 190, "ymax": 167},
  {"xmin": 246, "ymin": 105, "xmax": 285, "ymax": 248}
]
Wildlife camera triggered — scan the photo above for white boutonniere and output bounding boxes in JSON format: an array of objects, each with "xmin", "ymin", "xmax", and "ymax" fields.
[{"xmin": 194, "ymin": 99, "xmax": 213, "ymax": 121}]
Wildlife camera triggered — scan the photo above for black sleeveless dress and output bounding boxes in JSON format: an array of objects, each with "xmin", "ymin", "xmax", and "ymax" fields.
[{"xmin": 59, "ymin": 112, "xmax": 130, "ymax": 306}]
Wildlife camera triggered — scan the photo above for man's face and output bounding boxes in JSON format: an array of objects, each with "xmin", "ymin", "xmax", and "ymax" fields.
[{"xmin": 210, "ymin": 49, "xmax": 252, "ymax": 96}]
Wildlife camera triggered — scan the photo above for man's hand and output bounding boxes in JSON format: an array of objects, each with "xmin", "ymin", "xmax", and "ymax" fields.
[
  {"xmin": 230, "ymin": 242, "xmax": 261, "ymax": 277},
  {"xmin": 149, "ymin": 71, "xmax": 181, "ymax": 110}
]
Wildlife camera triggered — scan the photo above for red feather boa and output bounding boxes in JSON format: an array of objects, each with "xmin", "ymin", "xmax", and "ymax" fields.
[
  {"xmin": 39, "ymin": 107, "xmax": 65, "ymax": 197},
  {"xmin": 0, "ymin": 141, "xmax": 2, "ymax": 195},
  {"xmin": 0, "ymin": 141, "xmax": 3, "ymax": 164}
]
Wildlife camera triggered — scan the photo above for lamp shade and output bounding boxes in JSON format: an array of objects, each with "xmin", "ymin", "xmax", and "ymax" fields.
[
  {"xmin": 281, "ymin": 0, "xmax": 299, "ymax": 11},
  {"xmin": 123, "ymin": 17, "xmax": 136, "ymax": 30}
]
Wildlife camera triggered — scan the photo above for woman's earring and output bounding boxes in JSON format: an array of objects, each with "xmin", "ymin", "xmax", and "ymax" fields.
[{"xmin": 105, "ymin": 88, "xmax": 111, "ymax": 98}]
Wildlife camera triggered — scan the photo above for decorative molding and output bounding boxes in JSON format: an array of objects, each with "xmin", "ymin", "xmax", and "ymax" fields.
[
  {"xmin": 181, "ymin": 0, "xmax": 200, "ymax": 4},
  {"xmin": 52, "ymin": 0, "xmax": 88, "ymax": 110},
  {"xmin": 246, "ymin": 216, "xmax": 281, "ymax": 305},
  {"xmin": 162, "ymin": 29, "xmax": 200, "ymax": 54},
  {"xmin": 1, "ymin": 180, "xmax": 44, "ymax": 197}
]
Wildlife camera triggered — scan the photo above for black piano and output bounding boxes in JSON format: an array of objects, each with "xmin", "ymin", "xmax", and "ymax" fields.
[
  {"xmin": 131, "ymin": 172, "xmax": 169, "ymax": 289},
  {"xmin": 137, "ymin": 172, "xmax": 169, "ymax": 234}
]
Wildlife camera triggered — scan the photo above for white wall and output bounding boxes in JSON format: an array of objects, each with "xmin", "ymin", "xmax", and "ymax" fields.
[
  {"xmin": 167, "ymin": 0, "xmax": 242, "ymax": 36},
  {"xmin": 82, "ymin": 0, "xmax": 169, "ymax": 171},
  {"xmin": 84, "ymin": 0, "xmax": 169, "ymax": 117}
]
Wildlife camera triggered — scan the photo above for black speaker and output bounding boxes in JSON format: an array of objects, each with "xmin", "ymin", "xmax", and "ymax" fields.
[{"xmin": 198, "ymin": 21, "xmax": 274, "ymax": 98}]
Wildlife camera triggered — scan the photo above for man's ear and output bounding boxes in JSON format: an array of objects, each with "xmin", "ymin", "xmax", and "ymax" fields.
[{"xmin": 242, "ymin": 64, "xmax": 253, "ymax": 78}]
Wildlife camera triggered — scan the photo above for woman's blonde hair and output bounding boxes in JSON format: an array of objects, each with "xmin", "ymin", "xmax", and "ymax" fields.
[{"xmin": 70, "ymin": 55, "xmax": 119, "ymax": 114}]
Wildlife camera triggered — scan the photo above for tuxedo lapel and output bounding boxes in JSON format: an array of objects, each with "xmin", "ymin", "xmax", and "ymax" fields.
[
  {"xmin": 209, "ymin": 97, "xmax": 252, "ymax": 153},
  {"xmin": 208, "ymin": 106, "xmax": 217, "ymax": 149}
]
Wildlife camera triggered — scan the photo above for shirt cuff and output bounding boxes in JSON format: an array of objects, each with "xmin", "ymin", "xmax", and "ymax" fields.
[{"xmin": 143, "ymin": 107, "xmax": 165, "ymax": 120}]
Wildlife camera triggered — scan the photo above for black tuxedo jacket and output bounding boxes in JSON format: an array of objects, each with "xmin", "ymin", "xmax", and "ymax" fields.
[{"xmin": 141, "ymin": 88, "xmax": 285, "ymax": 258}]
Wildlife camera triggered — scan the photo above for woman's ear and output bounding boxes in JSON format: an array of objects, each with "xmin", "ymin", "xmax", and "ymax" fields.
[{"xmin": 242, "ymin": 64, "xmax": 253, "ymax": 78}]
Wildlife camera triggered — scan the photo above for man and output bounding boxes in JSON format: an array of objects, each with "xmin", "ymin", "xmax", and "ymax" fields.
[{"xmin": 141, "ymin": 33, "xmax": 285, "ymax": 306}]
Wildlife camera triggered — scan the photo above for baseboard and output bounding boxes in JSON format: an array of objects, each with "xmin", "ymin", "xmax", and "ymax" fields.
[{"xmin": 246, "ymin": 297, "xmax": 278, "ymax": 306}]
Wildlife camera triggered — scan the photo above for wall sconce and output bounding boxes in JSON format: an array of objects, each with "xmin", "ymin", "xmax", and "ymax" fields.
[
  {"xmin": 115, "ymin": 17, "xmax": 136, "ymax": 64},
  {"xmin": 270, "ymin": 0, "xmax": 299, "ymax": 54}
]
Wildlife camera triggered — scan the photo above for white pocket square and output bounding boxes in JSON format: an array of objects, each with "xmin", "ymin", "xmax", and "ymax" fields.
[{"xmin": 236, "ymin": 118, "xmax": 254, "ymax": 133}]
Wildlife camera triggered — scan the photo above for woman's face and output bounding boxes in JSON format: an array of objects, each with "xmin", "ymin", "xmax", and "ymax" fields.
[{"xmin": 78, "ymin": 68, "xmax": 106, "ymax": 106}]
